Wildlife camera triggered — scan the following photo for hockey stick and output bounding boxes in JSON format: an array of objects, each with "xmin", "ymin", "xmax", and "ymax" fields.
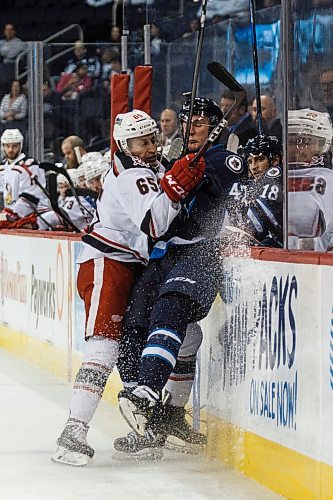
[
  {"xmin": 47, "ymin": 172, "xmax": 81, "ymax": 233},
  {"xmin": 249, "ymin": 0, "xmax": 263, "ymax": 135},
  {"xmin": 224, "ymin": 225, "xmax": 262, "ymax": 245},
  {"xmin": 181, "ymin": 0, "xmax": 208, "ymax": 155},
  {"xmin": 40, "ymin": 162, "xmax": 94, "ymax": 219},
  {"xmin": 190, "ymin": 63, "xmax": 246, "ymax": 166}
]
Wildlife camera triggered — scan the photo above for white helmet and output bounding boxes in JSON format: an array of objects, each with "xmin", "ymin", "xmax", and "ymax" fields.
[
  {"xmin": 77, "ymin": 163, "xmax": 86, "ymax": 179},
  {"xmin": 85, "ymin": 158, "xmax": 109, "ymax": 182},
  {"xmin": 103, "ymin": 149, "xmax": 111, "ymax": 164},
  {"xmin": 67, "ymin": 168, "xmax": 80, "ymax": 187},
  {"xmin": 80, "ymin": 151, "xmax": 103, "ymax": 164},
  {"xmin": 113, "ymin": 110, "xmax": 157, "ymax": 154},
  {"xmin": 288, "ymin": 108, "xmax": 333, "ymax": 153},
  {"xmin": 1, "ymin": 128, "xmax": 24, "ymax": 155},
  {"xmin": 57, "ymin": 174, "xmax": 69, "ymax": 187}
]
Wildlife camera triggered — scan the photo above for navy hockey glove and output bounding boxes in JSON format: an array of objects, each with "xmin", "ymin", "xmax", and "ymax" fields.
[{"xmin": 160, "ymin": 154, "xmax": 205, "ymax": 203}]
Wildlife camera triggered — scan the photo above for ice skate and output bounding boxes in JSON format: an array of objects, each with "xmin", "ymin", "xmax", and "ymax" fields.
[
  {"xmin": 118, "ymin": 386, "xmax": 159, "ymax": 436},
  {"xmin": 52, "ymin": 418, "xmax": 94, "ymax": 466},
  {"xmin": 113, "ymin": 429, "xmax": 165, "ymax": 460},
  {"xmin": 164, "ymin": 406, "xmax": 207, "ymax": 454}
]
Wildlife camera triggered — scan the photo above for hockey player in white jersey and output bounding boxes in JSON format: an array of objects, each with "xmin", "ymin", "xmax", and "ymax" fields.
[
  {"xmin": 84, "ymin": 155, "xmax": 109, "ymax": 194},
  {"xmin": 288, "ymin": 109, "xmax": 333, "ymax": 250},
  {"xmin": 52, "ymin": 109, "xmax": 205, "ymax": 466},
  {"xmin": 38, "ymin": 169, "xmax": 95, "ymax": 231},
  {"xmin": 0, "ymin": 129, "xmax": 49, "ymax": 223}
]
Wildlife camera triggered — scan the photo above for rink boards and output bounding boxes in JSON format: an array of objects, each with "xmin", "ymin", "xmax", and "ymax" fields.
[{"xmin": 0, "ymin": 231, "xmax": 332, "ymax": 499}]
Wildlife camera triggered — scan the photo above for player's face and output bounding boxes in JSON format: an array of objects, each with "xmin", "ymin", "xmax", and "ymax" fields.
[
  {"xmin": 247, "ymin": 153, "xmax": 270, "ymax": 180},
  {"xmin": 3, "ymin": 142, "xmax": 21, "ymax": 160},
  {"xmin": 78, "ymin": 176, "xmax": 86, "ymax": 188},
  {"xmin": 58, "ymin": 182, "xmax": 69, "ymax": 197},
  {"xmin": 288, "ymin": 134, "xmax": 320, "ymax": 163},
  {"xmin": 62, "ymin": 143, "xmax": 77, "ymax": 168},
  {"xmin": 182, "ymin": 114, "xmax": 210, "ymax": 152},
  {"xmin": 128, "ymin": 133, "xmax": 158, "ymax": 166},
  {"xmin": 88, "ymin": 176, "xmax": 103, "ymax": 193}
]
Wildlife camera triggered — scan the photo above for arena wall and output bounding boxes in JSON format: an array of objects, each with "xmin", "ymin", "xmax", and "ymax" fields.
[{"xmin": 0, "ymin": 231, "xmax": 332, "ymax": 498}]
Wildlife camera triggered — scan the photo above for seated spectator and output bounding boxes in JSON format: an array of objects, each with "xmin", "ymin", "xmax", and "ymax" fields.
[
  {"xmin": 102, "ymin": 55, "xmax": 134, "ymax": 96},
  {"xmin": 319, "ymin": 68, "xmax": 333, "ymax": 122},
  {"xmin": 251, "ymin": 95, "xmax": 282, "ymax": 142},
  {"xmin": 56, "ymin": 62, "xmax": 93, "ymax": 100},
  {"xmin": 43, "ymin": 80, "xmax": 61, "ymax": 148},
  {"xmin": 159, "ymin": 108, "xmax": 181, "ymax": 156},
  {"xmin": 109, "ymin": 25, "xmax": 121, "ymax": 54},
  {"xmin": 61, "ymin": 136, "xmax": 87, "ymax": 169},
  {"xmin": 100, "ymin": 48, "xmax": 118, "ymax": 83},
  {"xmin": 220, "ymin": 89, "xmax": 257, "ymax": 146},
  {"xmin": 0, "ymin": 24, "xmax": 25, "ymax": 63},
  {"xmin": 63, "ymin": 40, "xmax": 101, "ymax": 80},
  {"xmin": 150, "ymin": 23, "xmax": 163, "ymax": 57},
  {"xmin": 0, "ymin": 79, "xmax": 27, "ymax": 131},
  {"xmin": 182, "ymin": 19, "xmax": 199, "ymax": 39}
]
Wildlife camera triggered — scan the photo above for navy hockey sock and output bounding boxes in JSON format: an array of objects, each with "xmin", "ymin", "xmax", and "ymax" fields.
[{"xmin": 138, "ymin": 294, "xmax": 197, "ymax": 392}]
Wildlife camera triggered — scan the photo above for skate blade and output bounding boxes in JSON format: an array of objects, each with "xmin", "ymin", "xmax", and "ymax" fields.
[
  {"xmin": 51, "ymin": 446, "xmax": 91, "ymax": 466},
  {"xmin": 118, "ymin": 397, "xmax": 147, "ymax": 436},
  {"xmin": 165, "ymin": 437, "xmax": 205, "ymax": 455},
  {"xmin": 112, "ymin": 448, "xmax": 163, "ymax": 461}
]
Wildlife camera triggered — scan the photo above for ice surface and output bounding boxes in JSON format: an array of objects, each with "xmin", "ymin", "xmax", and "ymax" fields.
[{"xmin": 0, "ymin": 349, "xmax": 281, "ymax": 500}]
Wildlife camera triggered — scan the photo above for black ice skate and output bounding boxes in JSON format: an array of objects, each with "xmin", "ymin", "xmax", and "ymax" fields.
[
  {"xmin": 164, "ymin": 406, "xmax": 207, "ymax": 454},
  {"xmin": 52, "ymin": 418, "xmax": 94, "ymax": 466},
  {"xmin": 113, "ymin": 428, "xmax": 165, "ymax": 460}
]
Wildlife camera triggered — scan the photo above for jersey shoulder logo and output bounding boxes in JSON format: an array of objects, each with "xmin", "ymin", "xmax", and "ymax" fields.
[
  {"xmin": 266, "ymin": 166, "xmax": 281, "ymax": 178},
  {"xmin": 225, "ymin": 155, "xmax": 243, "ymax": 173}
]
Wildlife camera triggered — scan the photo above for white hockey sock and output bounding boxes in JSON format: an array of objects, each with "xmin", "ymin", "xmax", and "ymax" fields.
[{"xmin": 69, "ymin": 336, "xmax": 119, "ymax": 424}]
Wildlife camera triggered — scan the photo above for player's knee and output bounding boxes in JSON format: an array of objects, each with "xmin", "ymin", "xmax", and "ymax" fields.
[{"xmin": 150, "ymin": 293, "xmax": 197, "ymax": 335}]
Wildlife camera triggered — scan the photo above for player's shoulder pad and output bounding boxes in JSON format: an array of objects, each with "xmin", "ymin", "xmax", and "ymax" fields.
[
  {"xmin": 265, "ymin": 165, "xmax": 282, "ymax": 178},
  {"xmin": 204, "ymin": 144, "xmax": 245, "ymax": 174}
]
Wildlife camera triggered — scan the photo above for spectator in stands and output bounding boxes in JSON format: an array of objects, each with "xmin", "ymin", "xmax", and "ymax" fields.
[
  {"xmin": 0, "ymin": 24, "xmax": 24, "ymax": 63},
  {"xmin": 251, "ymin": 95, "xmax": 282, "ymax": 142},
  {"xmin": 61, "ymin": 136, "xmax": 87, "ymax": 169},
  {"xmin": 110, "ymin": 25, "xmax": 121, "ymax": 54},
  {"xmin": 43, "ymin": 80, "xmax": 61, "ymax": 148},
  {"xmin": 56, "ymin": 62, "xmax": 93, "ymax": 100},
  {"xmin": 150, "ymin": 23, "xmax": 163, "ymax": 57},
  {"xmin": 63, "ymin": 40, "xmax": 101, "ymax": 80},
  {"xmin": 220, "ymin": 89, "xmax": 257, "ymax": 146},
  {"xmin": 182, "ymin": 19, "xmax": 199, "ymax": 39},
  {"xmin": 159, "ymin": 108, "xmax": 181, "ymax": 156},
  {"xmin": 102, "ymin": 55, "xmax": 134, "ymax": 96},
  {"xmin": 319, "ymin": 68, "xmax": 333, "ymax": 122},
  {"xmin": 0, "ymin": 79, "xmax": 27, "ymax": 131}
]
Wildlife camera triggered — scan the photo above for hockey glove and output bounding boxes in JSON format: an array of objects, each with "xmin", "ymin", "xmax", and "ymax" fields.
[{"xmin": 160, "ymin": 154, "xmax": 205, "ymax": 203}]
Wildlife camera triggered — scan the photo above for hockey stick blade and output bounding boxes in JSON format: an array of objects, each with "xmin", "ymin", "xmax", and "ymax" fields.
[
  {"xmin": 224, "ymin": 225, "xmax": 262, "ymax": 245},
  {"xmin": 207, "ymin": 62, "xmax": 244, "ymax": 92}
]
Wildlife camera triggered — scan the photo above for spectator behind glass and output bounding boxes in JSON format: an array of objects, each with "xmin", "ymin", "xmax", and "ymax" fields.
[
  {"xmin": 150, "ymin": 23, "xmax": 163, "ymax": 57},
  {"xmin": 102, "ymin": 55, "xmax": 134, "ymax": 96},
  {"xmin": 0, "ymin": 79, "xmax": 27, "ymax": 128},
  {"xmin": 251, "ymin": 95, "xmax": 282, "ymax": 143},
  {"xmin": 110, "ymin": 25, "xmax": 121, "ymax": 54},
  {"xmin": 63, "ymin": 40, "xmax": 101, "ymax": 80},
  {"xmin": 159, "ymin": 108, "xmax": 181, "ymax": 156},
  {"xmin": 56, "ymin": 62, "xmax": 93, "ymax": 100},
  {"xmin": 220, "ymin": 89, "xmax": 257, "ymax": 146},
  {"xmin": 43, "ymin": 80, "xmax": 61, "ymax": 148},
  {"xmin": 319, "ymin": 69, "xmax": 333, "ymax": 122},
  {"xmin": 0, "ymin": 24, "xmax": 24, "ymax": 63},
  {"xmin": 182, "ymin": 19, "xmax": 199, "ymax": 39}
]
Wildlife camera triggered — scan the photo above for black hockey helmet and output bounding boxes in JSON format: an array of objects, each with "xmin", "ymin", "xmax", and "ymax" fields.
[
  {"xmin": 179, "ymin": 96, "xmax": 223, "ymax": 128},
  {"xmin": 242, "ymin": 134, "xmax": 282, "ymax": 163}
]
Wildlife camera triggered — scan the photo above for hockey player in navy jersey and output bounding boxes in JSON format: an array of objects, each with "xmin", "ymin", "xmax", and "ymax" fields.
[
  {"xmin": 114, "ymin": 97, "xmax": 248, "ymax": 458},
  {"xmin": 52, "ymin": 109, "xmax": 205, "ymax": 466},
  {"xmin": 229, "ymin": 134, "xmax": 283, "ymax": 247}
]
